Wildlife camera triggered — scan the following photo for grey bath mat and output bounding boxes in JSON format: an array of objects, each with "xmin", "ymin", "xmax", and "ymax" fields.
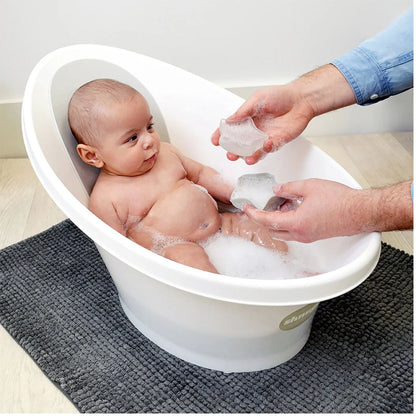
[{"xmin": 0, "ymin": 220, "xmax": 412, "ymax": 413}]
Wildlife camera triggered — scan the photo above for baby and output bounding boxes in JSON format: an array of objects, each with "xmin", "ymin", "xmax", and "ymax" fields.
[{"xmin": 68, "ymin": 79, "xmax": 287, "ymax": 273}]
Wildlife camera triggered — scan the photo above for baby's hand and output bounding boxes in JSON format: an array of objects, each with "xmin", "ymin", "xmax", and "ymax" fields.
[{"xmin": 220, "ymin": 212, "xmax": 288, "ymax": 253}]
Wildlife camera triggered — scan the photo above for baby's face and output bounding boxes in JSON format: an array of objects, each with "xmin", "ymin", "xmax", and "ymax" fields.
[{"xmin": 94, "ymin": 93, "xmax": 161, "ymax": 176}]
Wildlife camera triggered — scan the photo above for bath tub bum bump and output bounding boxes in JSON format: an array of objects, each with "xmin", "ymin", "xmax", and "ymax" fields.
[
  {"xmin": 219, "ymin": 117, "xmax": 268, "ymax": 156},
  {"xmin": 231, "ymin": 173, "xmax": 286, "ymax": 211}
]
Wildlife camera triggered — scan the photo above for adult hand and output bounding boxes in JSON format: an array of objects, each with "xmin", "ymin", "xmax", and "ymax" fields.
[
  {"xmin": 243, "ymin": 179, "xmax": 413, "ymax": 243},
  {"xmin": 212, "ymin": 65, "xmax": 356, "ymax": 165},
  {"xmin": 211, "ymin": 85, "xmax": 314, "ymax": 165}
]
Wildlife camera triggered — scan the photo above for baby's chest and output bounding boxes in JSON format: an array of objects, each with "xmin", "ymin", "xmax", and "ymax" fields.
[{"xmin": 126, "ymin": 171, "xmax": 186, "ymax": 216}]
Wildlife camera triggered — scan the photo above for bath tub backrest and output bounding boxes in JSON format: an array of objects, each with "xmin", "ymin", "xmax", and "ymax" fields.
[{"xmin": 50, "ymin": 59, "xmax": 170, "ymax": 201}]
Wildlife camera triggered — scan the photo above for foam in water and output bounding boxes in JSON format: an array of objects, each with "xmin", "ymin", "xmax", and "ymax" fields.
[
  {"xmin": 218, "ymin": 117, "xmax": 268, "ymax": 156},
  {"xmin": 128, "ymin": 221, "xmax": 186, "ymax": 255},
  {"xmin": 201, "ymin": 232, "xmax": 318, "ymax": 279},
  {"xmin": 131, "ymin": 219, "xmax": 318, "ymax": 279}
]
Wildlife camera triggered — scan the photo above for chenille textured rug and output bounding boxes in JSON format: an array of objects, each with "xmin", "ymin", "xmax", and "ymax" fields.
[{"xmin": 0, "ymin": 220, "xmax": 412, "ymax": 413}]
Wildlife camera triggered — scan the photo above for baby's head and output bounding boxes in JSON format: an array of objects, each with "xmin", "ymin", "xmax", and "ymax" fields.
[
  {"xmin": 68, "ymin": 78, "xmax": 139, "ymax": 145},
  {"xmin": 68, "ymin": 79, "xmax": 160, "ymax": 176}
]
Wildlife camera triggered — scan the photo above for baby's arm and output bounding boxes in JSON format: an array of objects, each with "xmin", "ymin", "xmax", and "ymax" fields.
[
  {"xmin": 89, "ymin": 194, "xmax": 126, "ymax": 234},
  {"xmin": 221, "ymin": 212, "xmax": 288, "ymax": 253},
  {"xmin": 172, "ymin": 145, "xmax": 233, "ymax": 203},
  {"xmin": 90, "ymin": 197, "xmax": 156, "ymax": 251}
]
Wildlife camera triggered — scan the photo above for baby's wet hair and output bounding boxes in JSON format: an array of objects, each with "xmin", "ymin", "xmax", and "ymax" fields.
[{"xmin": 68, "ymin": 78, "xmax": 140, "ymax": 145}]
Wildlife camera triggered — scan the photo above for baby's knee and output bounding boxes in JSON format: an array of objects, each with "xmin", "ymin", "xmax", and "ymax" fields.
[{"xmin": 161, "ymin": 242, "xmax": 218, "ymax": 273}]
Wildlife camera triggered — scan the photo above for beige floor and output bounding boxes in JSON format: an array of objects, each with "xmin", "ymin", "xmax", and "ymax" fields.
[{"xmin": 0, "ymin": 132, "xmax": 413, "ymax": 413}]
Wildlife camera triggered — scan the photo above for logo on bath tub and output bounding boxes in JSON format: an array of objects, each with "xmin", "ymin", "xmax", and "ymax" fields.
[{"xmin": 279, "ymin": 303, "xmax": 319, "ymax": 331}]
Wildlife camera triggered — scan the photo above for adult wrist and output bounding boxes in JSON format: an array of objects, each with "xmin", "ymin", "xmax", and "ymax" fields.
[{"xmin": 291, "ymin": 64, "xmax": 356, "ymax": 117}]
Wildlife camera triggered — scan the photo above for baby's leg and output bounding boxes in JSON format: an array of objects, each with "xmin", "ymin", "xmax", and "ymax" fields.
[
  {"xmin": 220, "ymin": 212, "xmax": 288, "ymax": 253},
  {"xmin": 128, "ymin": 222, "xmax": 218, "ymax": 272},
  {"xmin": 161, "ymin": 242, "xmax": 218, "ymax": 273}
]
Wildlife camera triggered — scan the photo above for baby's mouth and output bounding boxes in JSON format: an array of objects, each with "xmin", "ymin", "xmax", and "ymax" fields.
[{"xmin": 145, "ymin": 153, "xmax": 157, "ymax": 163}]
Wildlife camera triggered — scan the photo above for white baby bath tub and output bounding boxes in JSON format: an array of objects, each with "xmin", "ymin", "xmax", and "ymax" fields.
[{"xmin": 22, "ymin": 45, "xmax": 381, "ymax": 373}]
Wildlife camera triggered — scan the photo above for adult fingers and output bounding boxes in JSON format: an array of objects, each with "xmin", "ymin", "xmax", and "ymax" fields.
[
  {"xmin": 243, "ymin": 204, "xmax": 294, "ymax": 231},
  {"xmin": 243, "ymin": 149, "xmax": 267, "ymax": 165},
  {"xmin": 273, "ymin": 181, "xmax": 306, "ymax": 199},
  {"xmin": 226, "ymin": 152, "xmax": 240, "ymax": 161},
  {"xmin": 227, "ymin": 94, "xmax": 261, "ymax": 121},
  {"xmin": 262, "ymin": 138, "xmax": 277, "ymax": 153},
  {"xmin": 211, "ymin": 127, "xmax": 220, "ymax": 146}
]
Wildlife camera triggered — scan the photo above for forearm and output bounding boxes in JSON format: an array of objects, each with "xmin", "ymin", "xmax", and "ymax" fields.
[
  {"xmin": 180, "ymin": 151, "xmax": 233, "ymax": 202},
  {"xmin": 290, "ymin": 64, "xmax": 357, "ymax": 118},
  {"xmin": 352, "ymin": 181, "xmax": 413, "ymax": 233},
  {"xmin": 197, "ymin": 166, "xmax": 234, "ymax": 203}
]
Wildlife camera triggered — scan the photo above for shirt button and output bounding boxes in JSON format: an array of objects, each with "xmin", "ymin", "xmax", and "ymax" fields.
[{"xmin": 370, "ymin": 93, "xmax": 379, "ymax": 100}]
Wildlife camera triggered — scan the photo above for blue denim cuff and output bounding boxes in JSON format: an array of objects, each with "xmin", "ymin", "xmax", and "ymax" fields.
[
  {"xmin": 332, "ymin": 49, "xmax": 389, "ymax": 105},
  {"xmin": 331, "ymin": 8, "xmax": 413, "ymax": 106}
]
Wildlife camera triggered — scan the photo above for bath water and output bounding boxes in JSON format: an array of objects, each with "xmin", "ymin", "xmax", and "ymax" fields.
[{"xmin": 202, "ymin": 232, "xmax": 318, "ymax": 279}]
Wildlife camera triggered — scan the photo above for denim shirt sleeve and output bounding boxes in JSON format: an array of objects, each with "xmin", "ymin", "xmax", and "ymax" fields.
[{"xmin": 331, "ymin": 8, "xmax": 413, "ymax": 105}]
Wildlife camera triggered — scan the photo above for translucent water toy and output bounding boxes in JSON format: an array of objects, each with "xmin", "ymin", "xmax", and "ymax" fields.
[
  {"xmin": 219, "ymin": 117, "xmax": 268, "ymax": 156},
  {"xmin": 231, "ymin": 173, "xmax": 286, "ymax": 211}
]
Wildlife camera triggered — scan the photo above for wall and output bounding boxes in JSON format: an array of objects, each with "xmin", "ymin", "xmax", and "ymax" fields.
[{"xmin": 0, "ymin": 0, "xmax": 413, "ymax": 157}]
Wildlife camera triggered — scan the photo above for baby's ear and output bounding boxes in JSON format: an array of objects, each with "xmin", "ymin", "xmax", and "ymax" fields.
[{"xmin": 77, "ymin": 144, "xmax": 104, "ymax": 168}]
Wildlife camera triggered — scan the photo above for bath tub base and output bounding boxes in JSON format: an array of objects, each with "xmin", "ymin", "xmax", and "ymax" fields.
[
  {"xmin": 120, "ymin": 299, "xmax": 315, "ymax": 373},
  {"xmin": 101, "ymin": 244, "xmax": 317, "ymax": 373}
]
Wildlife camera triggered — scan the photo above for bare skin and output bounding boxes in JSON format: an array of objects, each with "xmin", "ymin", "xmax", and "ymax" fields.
[
  {"xmin": 211, "ymin": 64, "xmax": 413, "ymax": 241},
  {"xmin": 211, "ymin": 65, "xmax": 354, "ymax": 164},
  {"xmin": 244, "ymin": 179, "xmax": 413, "ymax": 243},
  {"xmin": 72, "ymin": 81, "xmax": 287, "ymax": 272}
]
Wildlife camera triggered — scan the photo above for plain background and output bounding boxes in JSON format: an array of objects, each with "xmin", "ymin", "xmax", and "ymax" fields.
[{"xmin": 0, "ymin": 0, "xmax": 413, "ymax": 157}]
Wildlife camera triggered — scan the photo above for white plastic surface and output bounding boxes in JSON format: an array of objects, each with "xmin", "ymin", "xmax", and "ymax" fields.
[{"xmin": 21, "ymin": 45, "xmax": 381, "ymax": 372}]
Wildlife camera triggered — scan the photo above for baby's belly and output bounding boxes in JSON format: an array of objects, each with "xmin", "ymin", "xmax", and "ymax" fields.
[{"xmin": 141, "ymin": 181, "xmax": 221, "ymax": 242}]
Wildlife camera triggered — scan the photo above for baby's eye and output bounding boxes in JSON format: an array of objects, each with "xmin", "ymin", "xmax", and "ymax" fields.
[
  {"xmin": 147, "ymin": 123, "xmax": 154, "ymax": 131},
  {"xmin": 127, "ymin": 135, "xmax": 138, "ymax": 143}
]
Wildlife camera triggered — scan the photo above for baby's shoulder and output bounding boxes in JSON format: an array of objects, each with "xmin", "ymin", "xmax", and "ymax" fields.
[
  {"xmin": 88, "ymin": 182, "xmax": 114, "ymax": 215},
  {"xmin": 88, "ymin": 174, "xmax": 124, "ymax": 209},
  {"xmin": 89, "ymin": 172, "xmax": 148, "ymax": 212},
  {"xmin": 160, "ymin": 141, "xmax": 180, "ymax": 156}
]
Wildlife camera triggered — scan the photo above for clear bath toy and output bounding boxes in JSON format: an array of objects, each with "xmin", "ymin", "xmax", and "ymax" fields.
[
  {"xmin": 231, "ymin": 173, "xmax": 286, "ymax": 211},
  {"xmin": 219, "ymin": 117, "xmax": 268, "ymax": 156}
]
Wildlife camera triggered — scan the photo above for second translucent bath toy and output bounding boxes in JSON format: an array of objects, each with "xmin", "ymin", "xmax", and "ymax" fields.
[
  {"xmin": 231, "ymin": 173, "xmax": 286, "ymax": 211},
  {"xmin": 219, "ymin": 117, "xmax": 268, "ymax": 156}
]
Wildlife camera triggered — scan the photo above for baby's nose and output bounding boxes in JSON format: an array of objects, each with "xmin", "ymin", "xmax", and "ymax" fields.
[{"xmin": 142, "ymin": 133, "xmax": 154, "ymax": 148}]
